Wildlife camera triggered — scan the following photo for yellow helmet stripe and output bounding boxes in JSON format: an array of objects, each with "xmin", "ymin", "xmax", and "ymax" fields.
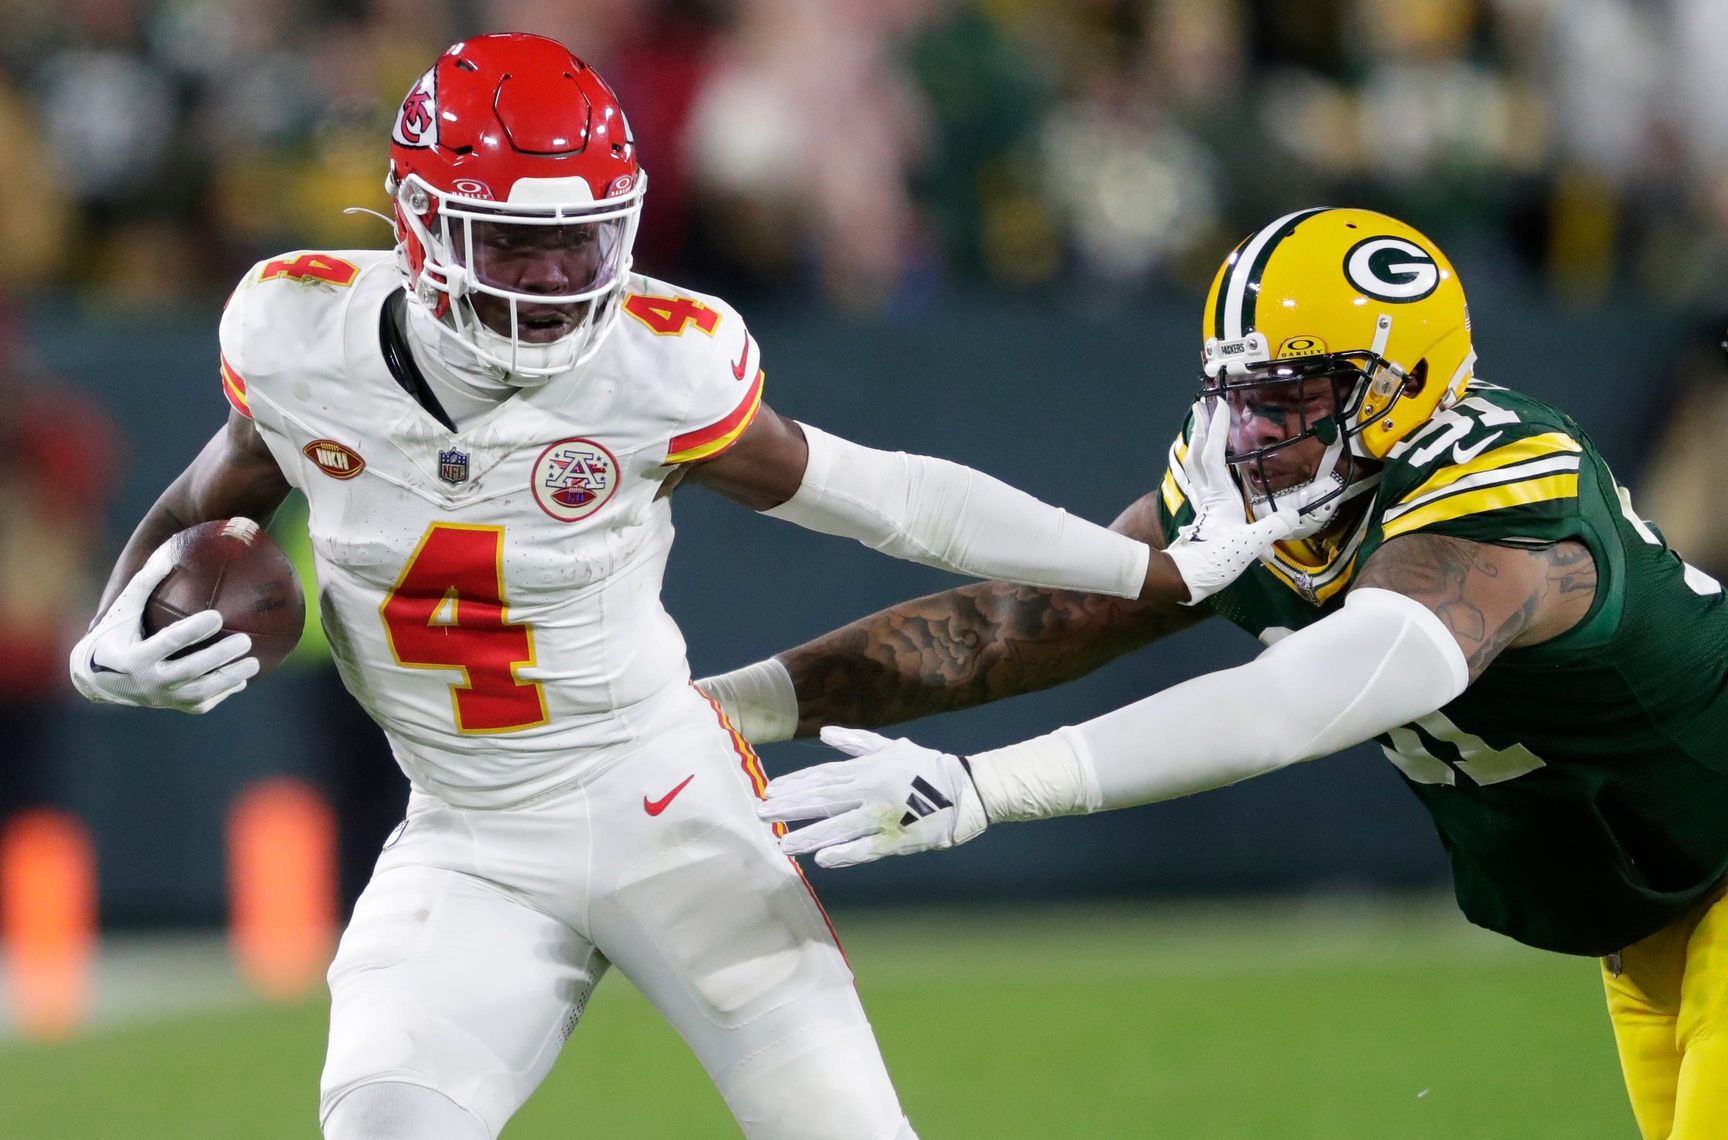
[{"xmin": 1215, "ymin": 207, "xmax": 1331, "ymax": 339}]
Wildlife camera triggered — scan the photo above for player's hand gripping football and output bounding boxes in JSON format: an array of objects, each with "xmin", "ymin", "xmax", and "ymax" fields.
[
  {"xmin": 1163, "ymin": 398, "xmax": 1301, "ymax": 605},
  {"xmin": 68, "ymin": 543, "xmax": 258, "ymax": 714},
  {"xmin": 758, "ymin": 727, "xmax": 989, "ymax": 867}
]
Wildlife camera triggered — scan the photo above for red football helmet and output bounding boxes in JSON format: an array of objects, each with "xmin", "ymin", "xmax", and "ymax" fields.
[{"xmin": 387, "ymin": 34, "xmax": 646, "ymax": 379}]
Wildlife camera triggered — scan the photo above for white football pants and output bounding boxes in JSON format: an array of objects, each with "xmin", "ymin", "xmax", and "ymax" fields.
[{"xmin": 319, "ymin": 683, "xmax": 913, "ymax": 1139}]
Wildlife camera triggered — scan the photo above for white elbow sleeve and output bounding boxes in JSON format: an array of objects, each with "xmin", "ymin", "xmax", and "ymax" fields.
[
  {"xmin": 761, "ymin": 424, "xmax": 1150, "ymax": 598},
  {"xmin": 974, "ymin": 587, "xmax": 1471, "ymax": 816}
]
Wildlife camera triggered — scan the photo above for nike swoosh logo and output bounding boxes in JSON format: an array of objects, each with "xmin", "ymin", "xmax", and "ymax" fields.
[
  {"xmin": 1451, "ymin": 431, "xmax": 1504, "ymax": 466},
  {"xmin": 731, "ymin": 333, "xmax": 751, "ymax": 381},
  {"xmin": 644, "ymin": 774, "xmax": 696, "ymax": 816}
]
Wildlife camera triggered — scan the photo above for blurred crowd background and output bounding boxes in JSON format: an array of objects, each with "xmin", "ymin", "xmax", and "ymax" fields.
[
  {"xmin": 5, "ymin": 0, "xmax": 1728, "ymax": 948},
  {"xmin": 6, "ymin": 0, "xmax": 1728, "ymax": 307}
]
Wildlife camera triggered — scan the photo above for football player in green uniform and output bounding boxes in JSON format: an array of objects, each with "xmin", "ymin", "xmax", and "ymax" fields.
[{"xmin": 701, "ymin": 208, "xmax": 1728, "ymax": 1139}]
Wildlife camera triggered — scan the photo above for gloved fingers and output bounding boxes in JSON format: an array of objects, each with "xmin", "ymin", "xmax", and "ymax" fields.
[
  {"xmin": 778, "ymin": 809, "xmax": 883, "ymax": 857},
  {"xmin": 106, "ymin": 543, "xmax": 181, "ymax": 618},
  {"xmin": 757, "ymin": 784, "xmax": 864, "ymax": 823},
  {"xmin": 164, "ymin": 655, "xmax": 260, "ymax": 704},
  {"xmin": 184, "ymin": 678, "xmax": 250, "ymax": 715},
  {"xmin": 1180, "ymin": 400, "xmax": 1216, "ymax": 493},
  {"xmin": 132, "ymin": 609, "xmax": 226, "ymax": 666},
  {"xmin": 153, "ymin": 632, "xmax": 254, "ymax": 685},
  {"xmin": 762, "ymin": 761, "xmax": 860, "ymax": 799},
  {"xmin": 818, "ymin": 725, "xmax": 896, "ymax": 758},
  {"xmin": 1245, "ymin": 508, "xmax": 1299, "ymax": 546},
  {"xmin": 813, "ymin": 837, "xmax": 894, "ymax": 869},
  {"xmin": 1193, "ymin": 402, "xmax": 1238, "ymax": 501}
]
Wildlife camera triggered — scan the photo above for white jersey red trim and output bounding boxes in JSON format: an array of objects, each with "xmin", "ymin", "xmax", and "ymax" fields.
[{"xmin": 220, "ymin": 249, "xmax": 768, "ymax": 806}]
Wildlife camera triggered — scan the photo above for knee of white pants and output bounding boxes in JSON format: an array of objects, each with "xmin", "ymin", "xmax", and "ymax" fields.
[
  {"xmin": 321, "ymin": 865, "xmax": 601, "ymax": 1135},
  {"xmin": 720, "ymin": 1019, "xmax": 908, "ymax": 1140},
  {"xmin": 323, "ymin": 1080, "xmax": 490, "ymax": 1140}
]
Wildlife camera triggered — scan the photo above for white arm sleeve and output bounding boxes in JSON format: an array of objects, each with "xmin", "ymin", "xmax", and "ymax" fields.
[
  {"xmin": 967, "ymin": 588, "xmax": 1470, "ymax": 820},
  {"xmin": 761, "ymin": 423, "xmax": 1151, "ymax": 599}
]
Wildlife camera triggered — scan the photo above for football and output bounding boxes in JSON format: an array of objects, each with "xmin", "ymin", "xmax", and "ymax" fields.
[{"xmin": 141, "ymin": 518, "xmax": 306, "ymax": 677}]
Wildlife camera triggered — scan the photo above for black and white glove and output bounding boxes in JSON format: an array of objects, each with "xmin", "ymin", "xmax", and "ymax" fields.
[
  {"xmin": 758, "ymin": 727, "xmax": 989, "ymax": 867},
  {"xmin": 68, "ymin": 544, "xmax": 258, "ymax": 714},
  {"xmin": 1163, "ymin": 399, "xmax": 1300, "ymax": 605}
]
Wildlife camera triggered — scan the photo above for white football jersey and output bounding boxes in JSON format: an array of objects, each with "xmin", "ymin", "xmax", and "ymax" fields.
[{"xmin": 219, "ymin": 249, "xmax": 767, "ymax": 806}]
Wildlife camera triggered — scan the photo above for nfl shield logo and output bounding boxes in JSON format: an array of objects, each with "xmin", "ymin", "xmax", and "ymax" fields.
[{"xmin": 438, "ymin": 448, "xmax": 470, "ymax": 485}]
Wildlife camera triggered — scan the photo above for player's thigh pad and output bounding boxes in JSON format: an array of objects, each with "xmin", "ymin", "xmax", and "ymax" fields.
[
  {"xmin": 590, "ymin": 708, "xmax": 905, "ymax": 1137},
  {"xmin": 600, "ymin": 830, "xmax": 905, "ymax": 1139},
  {"xmin": 320, "ymin": 863, "xmax": 604, "ymax": 1137}
]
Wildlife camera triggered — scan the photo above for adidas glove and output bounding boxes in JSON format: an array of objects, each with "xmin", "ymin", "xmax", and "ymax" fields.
[{"xmin": 758, "ymin": 727, "xmax": 988, "ymax": 867}]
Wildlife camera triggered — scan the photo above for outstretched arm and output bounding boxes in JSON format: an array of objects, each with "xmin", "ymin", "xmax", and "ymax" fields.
[
  {"xmin": 694, "ymin": 401, "xmax": 1299, "ymax": 740},
  {"xmin": 685, "ymin": 401, "xmax": 1281, "ymax": 611},
  {"xmin": 773, "ymin": 493, "xmax": 1203, "ymax": 735},
  {"xmin": 759, "ymin": 533, "xmax": 1598, "ymax": 868}
]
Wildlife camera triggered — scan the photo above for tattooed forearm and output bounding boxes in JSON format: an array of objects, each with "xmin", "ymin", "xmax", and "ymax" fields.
[
  {"xmin": 780, "ymin": 581, "xmax": 1202, "ymax": 735},
  {"xmin": 1355, "ymin": 533, "xmax": 1598, "ymax": 682}
]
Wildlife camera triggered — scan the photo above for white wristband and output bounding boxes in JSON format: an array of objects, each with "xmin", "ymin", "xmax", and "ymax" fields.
[
  {"xmin": 695, "ymin": 657, "xmax": 799, "ymax": 744},
  {"xmin": 967, "ymin": 726, "xmax": 1103, "ymax": 822}
]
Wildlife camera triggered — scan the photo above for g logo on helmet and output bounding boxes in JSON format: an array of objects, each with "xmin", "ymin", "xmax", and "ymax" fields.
[
  {"xmin": 1343, "ymin": 237, "xmax": 1440, "ymax": 303},
  {"xmin": 392, "ymin": 69, "xmax": 439, "ymax": 149}
]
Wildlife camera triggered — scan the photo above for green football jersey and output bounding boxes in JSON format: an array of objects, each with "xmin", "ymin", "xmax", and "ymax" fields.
[{"xmin": 1157, "ymin": 383, "xmax": 1728, "ymax": 956}]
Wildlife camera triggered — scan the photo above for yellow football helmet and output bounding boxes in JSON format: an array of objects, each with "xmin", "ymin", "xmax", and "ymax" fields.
[{"xmin": 1199, "ymin": 207, "xmax": 1474, "ymax": 522}]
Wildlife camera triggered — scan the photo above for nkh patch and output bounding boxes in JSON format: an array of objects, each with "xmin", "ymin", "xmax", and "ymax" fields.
[
  {"xmin": 531, "ymin": 438, "xmax": 618, "ymax": 522},
  {"xmin": 303, "ymin": 439, "xmax": 365, "ymax": 480},
  {"xmin": 438, "ymin": 448, "xmax": 470, "ymax": 485}
]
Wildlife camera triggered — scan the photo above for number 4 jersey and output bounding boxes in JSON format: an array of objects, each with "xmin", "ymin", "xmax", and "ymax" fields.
[
  {"xmin": 220, "ymin": 249, "xmax": 766, "ymax": 807},
  {"xmin": 1159, "ymin": 382, "xmax": 1728, "ymax": 955}
]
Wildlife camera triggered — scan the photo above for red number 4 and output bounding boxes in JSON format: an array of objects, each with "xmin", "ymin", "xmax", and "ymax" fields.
[
  {"xmin": 623, "ymin": 293, "xmax": 720, "ymax": 336},
  {"xmin": 260, "ymin": 253, "xmax": 359, "ymax": 287},
  {"xmin": 380, "ymin": 524, "xmax": 547, "ymax": 734}
]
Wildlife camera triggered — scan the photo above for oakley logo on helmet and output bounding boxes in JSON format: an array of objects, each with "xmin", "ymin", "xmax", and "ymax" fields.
[
  {"xmin": 1277, "ymin": 335, "xmax": 1326, "ymax": 358},
  {"xmin": 1343, "ymin": 237, "xmax": 1439, "ymax": 303},
  {"xmin": 392, "ymin": 70, "xmax": 439, "ymax": 149}
]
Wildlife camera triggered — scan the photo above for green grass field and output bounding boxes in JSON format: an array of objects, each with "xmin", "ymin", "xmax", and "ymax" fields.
[{"xmin": 0, "ymin": 900, "xmax": 1636, "ymax": 1138}]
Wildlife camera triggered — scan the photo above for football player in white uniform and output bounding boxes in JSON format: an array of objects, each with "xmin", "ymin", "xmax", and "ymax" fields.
[{"xmin": 66, "ymin": 34, "xmax": 1304, "ymax": 1140}]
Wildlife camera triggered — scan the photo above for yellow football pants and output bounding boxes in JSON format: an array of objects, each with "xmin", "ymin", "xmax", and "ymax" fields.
[{"xmin": 1603, "ymin": 880, "xmax": 1728, "ymax": 1139}]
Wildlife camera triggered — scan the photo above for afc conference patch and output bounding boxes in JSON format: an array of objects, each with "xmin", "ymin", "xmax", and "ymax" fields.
[{"xmin": 531, "ymin": 438, "xmax": 618, "ymax": 522}]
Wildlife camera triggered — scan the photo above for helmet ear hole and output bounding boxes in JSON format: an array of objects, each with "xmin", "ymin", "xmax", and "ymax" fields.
[{"xmin": 1402, "ymin": 359, "xmax": 1429, "ymax": 397}]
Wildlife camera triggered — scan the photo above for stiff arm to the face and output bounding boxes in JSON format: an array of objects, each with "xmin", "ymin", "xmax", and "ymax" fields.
[{"xmin": 698, "ymin": 399, "xmax": 1311, "ymax": 743}]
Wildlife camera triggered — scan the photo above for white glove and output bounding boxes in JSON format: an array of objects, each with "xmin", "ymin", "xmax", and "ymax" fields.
[
  {"xmin": 1162, "ymin": 399, "xmax": 1299, "ymax": 605},
  {"xmin": 69, "ymin": 543, "xmax": 259, "ymax": 714},
  {"xmin": 758, "ymin": 726, "xmax": 989, "ymax": 868}
]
